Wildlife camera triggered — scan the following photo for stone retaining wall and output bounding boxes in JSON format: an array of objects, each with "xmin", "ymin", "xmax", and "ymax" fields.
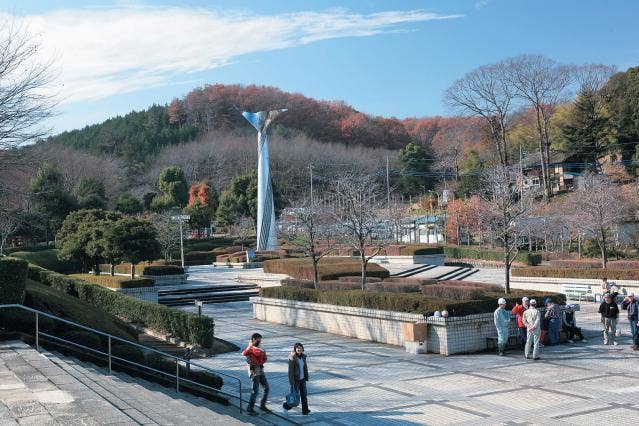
[
  {"xmin": 115, "ymin": 287, "xmax": 158, "ymax": 303},
  {"xmin": 251, "ymin": 297, "xmax": 538, "ymax": 355},
  {"xmin": 251, "ymin": 297, "xmax": 425, "ymax": 347}
]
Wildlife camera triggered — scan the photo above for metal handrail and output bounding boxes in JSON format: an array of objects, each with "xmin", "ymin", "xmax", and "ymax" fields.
[{"xmin": 0, "ymin": 304, "xmax": 243, "ymax": 412}]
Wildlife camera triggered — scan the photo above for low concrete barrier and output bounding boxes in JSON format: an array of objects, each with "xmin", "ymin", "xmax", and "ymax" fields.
[
  {"xmin": 251, "ymin": 297, "xmax": 425, "ymax": 348},
  {"xmin": 115, "ymin": 287, "xmax": 158, "ymax": 303},
  {"xmin": 511, "ymin": 276, "xmax": 639, "ymax": 298},
  {"xmin": 141, "ymin": 274, "xmax": 188, "ymax": 286}
]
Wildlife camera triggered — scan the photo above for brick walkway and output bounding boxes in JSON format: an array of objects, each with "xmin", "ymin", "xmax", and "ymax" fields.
[{"xmin": 192, "ymin": 299, "xmax": 639, "ymax": 425}]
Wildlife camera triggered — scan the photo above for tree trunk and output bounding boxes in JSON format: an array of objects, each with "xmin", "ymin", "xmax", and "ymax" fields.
[
  {"xmin": 131, "ymin": 263, "xmax": 136, "ymax": 279},
  {"xmin": 110, "ymin": 264, "xmax": 115, "ymax": 276},
  {"xmin": 504, "ymin": 260, "xmax": 511, "ymax": 294},
  {"xmin": 312, "ymin": 257, "xmax": 319, "ymax": 290},
  {"xmin": 93, "ymin": 263, "xmax": 100, "ymax": 276},
  {"xmin": 600, "ymin": 230, "xmax": 608, "ymax": 269},
  {"xmin": 360, "ymin": 253, "xmax": 367, "ymax": 290}
]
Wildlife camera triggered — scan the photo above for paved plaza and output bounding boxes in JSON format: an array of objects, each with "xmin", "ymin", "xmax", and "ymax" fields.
[{"xmin": 184, "ymin": 267, "xmax": 639, "ymax": 426}]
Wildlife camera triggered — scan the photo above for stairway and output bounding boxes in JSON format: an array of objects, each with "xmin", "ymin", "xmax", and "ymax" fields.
[
  {"xmin": 0, "ymin": 340, "xmax": 276, "ymax": 425},
  {"xmin": 434, "ymin": 267, "xmax": 479, "ymax": 281},
  {"xmin": 158, "ymin": 283, "xmax": 260, "ymax": 306},
  {"xmin": 390, "ymin": 264, "xmax": 438, "ymax": 278}
]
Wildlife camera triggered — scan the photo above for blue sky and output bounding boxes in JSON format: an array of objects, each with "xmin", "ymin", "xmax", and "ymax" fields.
[{"xmin": 2, "ymin": 0, "xmax": 638, "ymax": 132}]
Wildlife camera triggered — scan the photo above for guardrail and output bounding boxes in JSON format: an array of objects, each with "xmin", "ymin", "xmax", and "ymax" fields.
[{"xmin": 0, "ymin": 304, "xmax": 243, "ymax": 412}]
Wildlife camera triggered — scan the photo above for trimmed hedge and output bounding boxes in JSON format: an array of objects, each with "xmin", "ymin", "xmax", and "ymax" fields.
[
  {"xmin": 548, "ymin": 260, "xmax": 639, "ymax": 270},
  {"xmin": 0, "ymin": 258, "xmax": 28, "ymax": 304},
  {"xmin": 142, "ymin": 265, "xmax": 185, "ymax": 276},
  {"xmin": 512, "ymin": 267, "xmax": 639, "ymax": 280},
  {"xmin": 399, "ymin": 245, "xmax": 444, "ymax": 256},
  {"xmin": 264, "ymin": 257, "xmax": 389, "ymax": 281},
  {"xmin": 98, "ymin": 260, "xmax": 181, "ymax": 276},
  {"xmin": 69, "ymin": 274, "xmax": 154, "ymax": 289},
  {"xmin": 444, "ymin": 246, "xmax": 540, "ymax": 265},
  {"xmin": 32, "ymin": 269, "xmax": 214, "ymax": 348},
  {"xmin": 260, "ymin": 286, "xmax": 565, "ymax": 317}
]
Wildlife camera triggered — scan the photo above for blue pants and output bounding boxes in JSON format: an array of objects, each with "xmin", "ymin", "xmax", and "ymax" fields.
[
  {"xmin": 518, "ymin": 327, "xmax": 527, "ymax": 344},
  {"xmin": 630, "ymin": 319, "xmax": 639, "ymax": 346},
  {"xmin": 549, "ymin": 318, "xmax": 561, "ymax": 345}
]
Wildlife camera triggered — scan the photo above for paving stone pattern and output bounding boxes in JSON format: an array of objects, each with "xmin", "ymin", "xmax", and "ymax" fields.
[
  {"xmin": 0, "ymin": 340, "xmax": 274, "ymax": 425},
  {"xmin": 190, "ymin": 293, "xmax": 639, "ymax": 425}
]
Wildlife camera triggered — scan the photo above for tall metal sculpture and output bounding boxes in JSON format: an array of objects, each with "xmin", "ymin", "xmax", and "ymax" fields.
[{"xmin": 241, "ymin": 109, "xmax": 287, "ymax": 251}]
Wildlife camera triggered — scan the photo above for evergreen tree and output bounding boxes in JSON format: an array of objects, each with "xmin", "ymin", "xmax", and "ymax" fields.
[
  {"xmin": 397, "ymin": 143, "xmax": 433, "ymax": 196},
  {"xmin": 29, "ymin": 164, "xmax": 78, "ymax": 236},
  {"xmin": 75, "ymin": 177, "xmax": 108, "ymax": 210}
]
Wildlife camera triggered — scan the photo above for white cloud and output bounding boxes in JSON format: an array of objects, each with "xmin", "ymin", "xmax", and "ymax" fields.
[{"xmin": 1, "ymin": 5, "xmax": 462, "ymax": 104}]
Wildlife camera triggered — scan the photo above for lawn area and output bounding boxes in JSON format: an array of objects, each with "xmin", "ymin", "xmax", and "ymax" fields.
[
  {"xmin": 23, "ymin": 279, "xmax": 137, "ymax": 340},
  {"xmin": 10, "ymin": 249, "xmax": 80, "ymax": 274},
  {"xmin": 69, "ymin": 274, "xmax": 153, "ymax": 289}
]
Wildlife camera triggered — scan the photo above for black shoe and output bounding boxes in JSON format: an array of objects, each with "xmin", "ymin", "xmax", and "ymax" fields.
[
  {"xmin": 533, "ymin": 357, "xmax": 541, "ymax": 360},
  {"xmin": 302, "ymin": 410, "xmax": 311, "ymax": 415},
  {"xmin": 247, "ymin": 409, "xmax": 258, "ymax": 416},
  {"xmin": 260, "ymin": 405, "xmax": 271, "ymax": 413},
  {"xmin": 283, "ymin": 402, "xmax": 290, "ymax": 410}
]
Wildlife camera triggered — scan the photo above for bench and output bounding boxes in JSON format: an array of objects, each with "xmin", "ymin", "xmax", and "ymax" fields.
[{"xmin": 563, "ymin": 284, "xmax": 591, "ymax": 301}]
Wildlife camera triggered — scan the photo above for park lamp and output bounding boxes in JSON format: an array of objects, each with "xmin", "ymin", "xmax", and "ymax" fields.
[{"xmin": 171, "ymin": 215, "xmax": 191, "ymax": 269}]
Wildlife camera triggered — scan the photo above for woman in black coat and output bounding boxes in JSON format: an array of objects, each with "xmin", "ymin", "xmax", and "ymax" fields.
[{"xmin": 283, "ymin": 342, "xmax": 310, "ymax": 415}]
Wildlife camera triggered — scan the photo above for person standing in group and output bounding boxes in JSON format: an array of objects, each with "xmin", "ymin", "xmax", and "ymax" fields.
[
  {"xmin": 494, "ymin": 298, "xmax": 510, "ymax": 356},
  {"xmin": 599, "ymin": 293, "xmax": 620, "ymax": 346},
  {"xmin": 545, "ymin": 299, "xmax": 562, "ymax": 345},
  {"xmin": 601, "ymin": 278, "xmax": 612, "ymax": 292},
  {"xmin": 283, "ymin": 343, "xmax": 311, "ymax": 415},
  {"xmin": 512, "ymin": 297, "xmax": 530, "ymax": 347},
  {"xmin": 523, "ymin": 299, "xmax": 541, "ymax": 360},
  {"xmin": 242, "ymin": 333, "xmax": 270, "ymax": 415},
  {"xmin": 621, "ymin": 292, "xmax": 639, "ymax": 350},
  {"xmin": 563, "ymin": 304, "xmax": 586, "ymax": 343}
]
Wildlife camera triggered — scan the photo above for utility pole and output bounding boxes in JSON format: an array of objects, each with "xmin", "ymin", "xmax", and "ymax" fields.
[
  {"xmin": 386, "ymin": 156, "xmax": 391, "ymax": 208},
  {"xmin": 519, "ymin": 145, "xmax": 524, "ymax": 210},
  {"xmin": 171, "ymin": 215, "xmax": 191, "ymax": 268},
  {"xmin": 309, "ymin": 164, "xmax": 314, "ymax": 204}
]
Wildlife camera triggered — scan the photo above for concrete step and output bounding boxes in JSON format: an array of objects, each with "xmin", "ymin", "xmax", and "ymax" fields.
[{"xmin": 158, "ymin": 284, "xmax": 261, "ymax": 306}]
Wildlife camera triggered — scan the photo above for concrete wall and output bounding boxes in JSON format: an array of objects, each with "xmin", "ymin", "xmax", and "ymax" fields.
[
  {"xmin": 368, "ymin": 254, "xmax": 445, "ymax": 266},
  {"xmin": 142, "ymin": 274, "xmax": 188, "ymax": 286},
  {"xmin": 251, "ymin": 297, "xmax": 425, "ymax": 347},
  {"xmin": 251, "ymin": 297, "xmax": 523, "ymax": 355},
  {"xmin": 115, "ymin": 287, "xmax": 158, "ymax": 303}
]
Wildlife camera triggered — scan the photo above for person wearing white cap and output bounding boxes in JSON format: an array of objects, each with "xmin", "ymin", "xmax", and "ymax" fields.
[
  {"xmin": 621, "ymin": 292, "xmax": 639, "ymax": 350},
  {"xmin": 494, "ymin": 298, "xmax": 510, "ymax": 356},
  {"xmin": 511, "ymin": 297, "xmax": 530, "ymax": 347},
  {"xmin": 523, "ymin": 299, "xmax": 541, "ymax": 360}
]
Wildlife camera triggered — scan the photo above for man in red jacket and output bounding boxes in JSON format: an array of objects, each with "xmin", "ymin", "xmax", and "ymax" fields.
[
  {"xmin": 512, "ymin": 297, "xmax": 530, "ymax": 347},
  {"xmin": 242, "ymin": 333, "xmax": 270, "ymax": 415}
]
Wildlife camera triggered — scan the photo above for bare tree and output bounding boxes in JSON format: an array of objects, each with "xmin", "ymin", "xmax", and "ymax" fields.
[
  {"xmin": 478, "ymin": 166, "xmax": 532, "ymax": 293},
  {"xmin": 0, "ymin": 209, "xmax": 21, "ymax": 256},
  {"xmin": 506, "ymin": 55, "xmax": 573, "ymax": 200},
  {"xmin": 149, "ymin": 213, "xmax": 180, "ymax": 262},
  {"xmin": 569, "ymin": 173, "xmax": 629, "ymax": 268},
  {"xmin": 279, "ymin": 198, "xmax": 335, "ymax": 288},
  {"xmin": 444, "ymin": 61, "xmax": 514, "ymax": 166},
  {"xmin": 331, "ymin": 174, "xmax": 392, "ymax": 289},
  {"xmin": 231, "ymin": 216, "xmax": 255, "ymax": 252},
  {"xmin": 0, "ymin": 22, "xmax": 55, "ymax": 196}
]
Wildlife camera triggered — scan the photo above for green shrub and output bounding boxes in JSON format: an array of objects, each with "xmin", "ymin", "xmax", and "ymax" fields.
[
  {"xmin": 264, "ymin": 257, "xmax": 389, "ymax": 281},
  {"xmin": 60, "ymin": 330, "xmax": 103, "ymax": 351},
  {"xmin": 316, "ymin": 281, "xmax": 361, "ymax": 291},
  {"xmin": 399, "ymin": 245, "xmax": 444, "ymax": 256},
  {"xmin": 111, "ymin": 344, "xmax": 146, "ymax": 364},
  {"xmin": 142, "ymin": 265, "xmax": 184, "ymax": 276},
  {"xmin": 526, "ymin": 253, "xmax": 542, "ymax": 266},
  {"xmin": 0, "ymin": 258, "xmax": 28, "ymax": 304},
  {"xmin": 29, "ymin": 268, "xmax": 214, "ymax": 348},
  {"xmin": 259, "ymin": 286, "xmax": 565, "ymax": 316},
  {"xmin": 512, "ymin": 267, "xmax": 639, "ymax": 280},
  {"xmin": 184, "ymin": 251, "xmax": 216, "ymax": 264},
  {"xmin": 10, "ymin": 249, "xmax": 80, "ymax": 274},
  {"xmin": 183, "ymin": 238, "xmax": 235, "ymax": 252},
  {"xmin": 444, "ymin": 246, "xmax": 537, "ymax": 263},
  {"xmin": 364, "ymin": 282, "xmax": 422, "ymax": 293},
  {"xmin": 69, "ymin": 274, "xmax": 153, "ymax": 289}
]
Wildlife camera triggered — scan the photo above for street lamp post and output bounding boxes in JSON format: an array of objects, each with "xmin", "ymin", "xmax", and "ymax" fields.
[{"xmin": 171, "ymin": 215, "xmax": 190, "ymax": 269}]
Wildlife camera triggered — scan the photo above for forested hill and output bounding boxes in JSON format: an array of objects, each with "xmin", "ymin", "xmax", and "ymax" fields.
[{"xmin": 47, "ymin": 84, "xmax": 423, "ymax": 165}]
